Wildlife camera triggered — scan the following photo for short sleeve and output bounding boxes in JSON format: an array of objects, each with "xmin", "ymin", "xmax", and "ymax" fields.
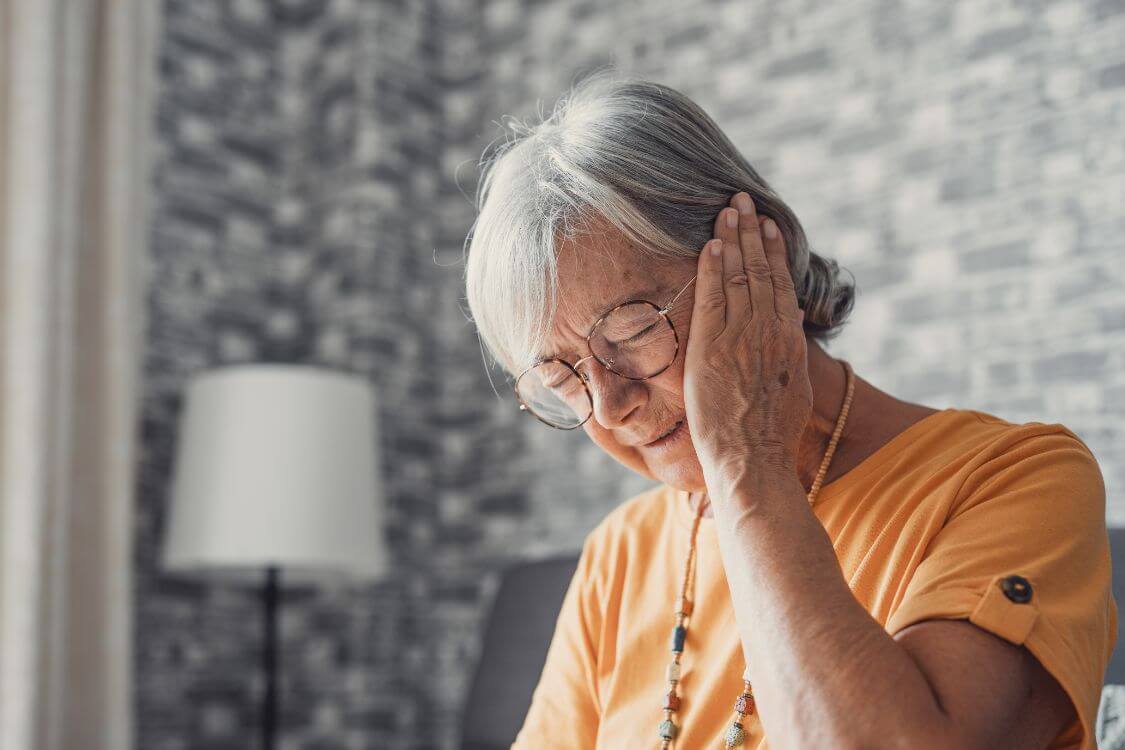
[
  {"xmin": 885, "ymin": 430, "xmax": 1118, "ymax": 749},
  {"xmin": 511, "ymin": 530, "xmax": 604, "ymax": 749}
]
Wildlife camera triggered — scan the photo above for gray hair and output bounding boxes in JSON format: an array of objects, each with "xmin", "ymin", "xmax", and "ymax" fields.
[{"xmin": 463, "ymin": 67, "xmax": 855, "ymax": 376}]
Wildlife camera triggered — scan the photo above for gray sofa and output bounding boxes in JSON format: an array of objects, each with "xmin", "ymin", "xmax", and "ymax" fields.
[
  {"xmin": 460, "ymin": 554, "xmax": 578, "ymax": 750},
  {"xmin": 464, "ymin": 528, "xmax": 1125, "ymax": 749}
]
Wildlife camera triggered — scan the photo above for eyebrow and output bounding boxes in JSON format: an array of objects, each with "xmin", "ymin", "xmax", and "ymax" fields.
[{"xmin": 536, "ymin": 282, "xmax": 666, "ymax": 362}]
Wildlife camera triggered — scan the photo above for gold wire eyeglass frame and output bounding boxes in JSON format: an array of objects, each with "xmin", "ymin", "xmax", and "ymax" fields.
[{"xmin": 514, "ymin": 274, "xmax": 699, "ymax": 430}]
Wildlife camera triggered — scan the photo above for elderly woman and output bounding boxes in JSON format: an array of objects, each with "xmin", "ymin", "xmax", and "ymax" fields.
[{"xmin": 464, "ymin": 71, "xmax": 1115, "ymax": 750}]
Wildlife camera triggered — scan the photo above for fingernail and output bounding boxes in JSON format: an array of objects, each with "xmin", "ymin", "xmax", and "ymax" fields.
[
  {"xmin": 736, "ymin": 193, "xmax": 753, "ymax": 214},
  {"xmin": 726, "ymin": 209, "xmax": 738, "ymax": 228},
  {"xmin": 763, "ymin": 219, "xmax": 778, "ymax": 239},
  {"xmin": 710, "ymin": 239, "xmax": 722, "ymax": 256}
]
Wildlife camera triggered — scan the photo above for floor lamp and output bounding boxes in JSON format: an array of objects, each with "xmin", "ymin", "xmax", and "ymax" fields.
[{"xmin": 161, "ymin": 364, "xmax": 388, "ymax": 750}]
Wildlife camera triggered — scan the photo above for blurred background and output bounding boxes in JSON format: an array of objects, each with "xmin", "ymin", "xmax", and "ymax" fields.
[{"xmin": 2, "ymin": 0, "xmax": 1124, "ymax": 748}]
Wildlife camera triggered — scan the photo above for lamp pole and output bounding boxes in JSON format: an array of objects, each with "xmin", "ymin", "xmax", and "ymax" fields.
[{"xmin": 262, "ymin": 565, "xmax": 280, "ymax": 750}]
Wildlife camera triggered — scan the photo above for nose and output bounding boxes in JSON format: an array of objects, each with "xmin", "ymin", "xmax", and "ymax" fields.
[{"xmin": 575, "ymin": 356, "xmax": 646, "ymax": 429}]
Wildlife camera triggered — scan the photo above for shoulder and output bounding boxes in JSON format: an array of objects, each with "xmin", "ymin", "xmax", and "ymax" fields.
[
  {"xmin": 895, "ymin": 407, "xmax": 1102, "ymax": 503},
  {"xmin": 905, "ymin": 406, "xmax": 1097, "ymax": 466},
  {"xmin": 953, "ymin": 408, "xmax": 1103, "ymax": 511},
  {"xmin": 961, "ymin": 408, "xmax": 1097, "ymax": 457}
]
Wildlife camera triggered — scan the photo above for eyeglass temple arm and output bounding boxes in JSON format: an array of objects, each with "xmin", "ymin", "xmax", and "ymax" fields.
[{"xmin": 662, "ymin": 274, "xmax": 698, "ymax": 312}]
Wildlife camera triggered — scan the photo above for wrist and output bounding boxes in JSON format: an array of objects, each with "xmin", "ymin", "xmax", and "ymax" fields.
[
  {"xmin": 708, "ymin": 462, "xmax": 804, "ymax": 514},
  {"xmin": 712, "ymin": 452, "xmax": 797, "ymax": 490}
]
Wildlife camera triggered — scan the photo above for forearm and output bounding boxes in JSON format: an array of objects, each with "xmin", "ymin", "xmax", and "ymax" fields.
[{"xmin": 712, "ymin": 472, "xmax": 953, "ymax": 750}]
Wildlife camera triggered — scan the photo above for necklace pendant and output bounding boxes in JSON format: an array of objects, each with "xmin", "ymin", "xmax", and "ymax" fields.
[
  {"xmin": 723, "ymin": 721, "xmax": 746, "ymax": 747},
  {"xmin": 657, "ymin": 718, "xmax": 678, "ymax": 740}
]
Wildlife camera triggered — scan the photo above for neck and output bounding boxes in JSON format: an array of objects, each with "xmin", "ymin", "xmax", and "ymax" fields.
[{"xmin": 795, "ymin": 341, "xmax": 853, "ymax": 494}]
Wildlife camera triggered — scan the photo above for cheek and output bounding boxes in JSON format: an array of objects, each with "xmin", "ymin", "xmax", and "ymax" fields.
[
  {"xmin": 651, "ymin": 358, "xmax": 686, "ymax": 403},
  {"xmin": 584, "ymin": 421, "xmax": 626, "ymax": 453},
  {"xmin": 583, "ymin": 422, "xmax": 644, "ymax": 468}
]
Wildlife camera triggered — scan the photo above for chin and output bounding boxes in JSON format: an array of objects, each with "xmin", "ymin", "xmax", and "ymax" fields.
[
  {"xmin": 592, "ymin": 429, "xmax": 706, "ymax": 491},
  {"xmin": 640, "ymin": 446, "xmax": 706, "ymax": 492}
]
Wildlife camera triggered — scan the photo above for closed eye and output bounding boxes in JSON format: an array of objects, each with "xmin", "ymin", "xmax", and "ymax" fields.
[{"xmin": 610, "ymin": 322, "xmax": 658, "ymax": 347}]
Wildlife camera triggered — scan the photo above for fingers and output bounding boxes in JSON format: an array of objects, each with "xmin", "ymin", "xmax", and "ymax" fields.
[
  {"xmin": 731, "ymin": 193, "xmax": 775, "ymax": 321},
  {"xmin": 692, "ymin": 237, "xmax": 727, "ymax": 338},
  {"xmin": 699, "ymin": 193, "xmax": 802, "ymax": 339},
  {"xmin": 710, "ymin": 206, "xmax": 749, "ymax": 327},
  {"xmin": 757, "ymin": 214, "xmax": 803, "ymax": 321}
]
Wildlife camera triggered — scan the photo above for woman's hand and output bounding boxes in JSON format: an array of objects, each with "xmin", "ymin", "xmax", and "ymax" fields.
[{"xmin": 682, "ymin": 192, "xmax": 812, "ymax": 501}]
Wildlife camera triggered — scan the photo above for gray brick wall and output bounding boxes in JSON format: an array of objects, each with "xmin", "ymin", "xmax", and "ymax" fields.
[{"xmin": 138, "ymin": 0, "xmax": 1125, "ymax": 747}]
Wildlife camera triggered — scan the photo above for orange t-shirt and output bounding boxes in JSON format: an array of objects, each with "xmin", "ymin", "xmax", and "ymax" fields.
[{"xmin": 512, "ymin": 407, "xmax": 1117, "ymax": 749}]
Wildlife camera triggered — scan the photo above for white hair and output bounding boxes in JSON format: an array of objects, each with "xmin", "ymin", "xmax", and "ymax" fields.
[{"xmin": 463, "ymin": 67, "xmax": 855, "ymax": 376}]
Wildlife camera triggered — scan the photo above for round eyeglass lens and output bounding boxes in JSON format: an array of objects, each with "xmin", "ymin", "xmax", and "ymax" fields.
[
  {"xmin": 590, "ymin": 302, "xmax": 678, "ymax": 378},
  {"xmin": 516, "ymin": 361, "xmax": 593, "ymax": 429}
]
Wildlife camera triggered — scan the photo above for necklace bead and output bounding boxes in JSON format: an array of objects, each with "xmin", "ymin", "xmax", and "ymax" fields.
[
  {"xmin": 671, "ymin": 625, "xmax": 687, "ymax": 652},
  {"xmin": 666, "ymin": 661, "xmax": 681, "ymax": 682},
  {"xmin": 656, "ymin": 360, "xmax": 854, "ymax": 748}
]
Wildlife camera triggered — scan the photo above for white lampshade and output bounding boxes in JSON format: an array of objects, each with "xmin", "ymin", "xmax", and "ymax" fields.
[{"xmin": 161, "ymin": 364, "xmax": 388, "ymax": 583}]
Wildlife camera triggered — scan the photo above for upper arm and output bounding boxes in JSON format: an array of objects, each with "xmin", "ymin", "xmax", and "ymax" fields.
[
  {"xmin": 893, "ymin": 618, "xmax": 1076, "ymax": 749},
  {"xmin": 511, "ymin": 533, "xmax": 603, "ymax": 749},
  {"xmin": 883, "ymin": 429, "xmax": 1117, "ymax": 750}
]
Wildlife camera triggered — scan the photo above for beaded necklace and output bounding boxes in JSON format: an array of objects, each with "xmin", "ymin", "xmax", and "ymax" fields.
[{"xmin": 658, "ymin": 359, "xmax": 855, "ymax": 749}]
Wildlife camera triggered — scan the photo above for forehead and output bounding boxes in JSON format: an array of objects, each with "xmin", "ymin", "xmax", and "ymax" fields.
[
  {"xmin": 540, "ymin": 216, "xmax": 683, "ymax": 360},
  {"xmin": 555, "ymin": 219, "xmax": 654, "ymax": 309}
]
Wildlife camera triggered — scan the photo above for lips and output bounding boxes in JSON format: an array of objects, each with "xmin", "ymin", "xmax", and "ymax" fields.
[{"xmin": 643, "ymin": 420, "xmax": 683, "ymax": 446}]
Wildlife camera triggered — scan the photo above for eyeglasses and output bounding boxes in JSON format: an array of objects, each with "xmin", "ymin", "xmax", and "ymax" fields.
[{"xmin": 514, "ymin": 275, "xmax": 698, "ymax": 429}]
